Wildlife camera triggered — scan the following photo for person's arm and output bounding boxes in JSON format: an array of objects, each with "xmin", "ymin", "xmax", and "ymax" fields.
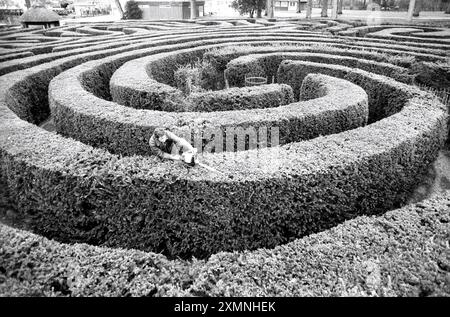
[
  {"xmin": 149, "ymin": 134, "xmax": 180, "ymax": 160},
  {"xmin": 166, "ymin": 131, "xmax": 194, "ymax": 152}
]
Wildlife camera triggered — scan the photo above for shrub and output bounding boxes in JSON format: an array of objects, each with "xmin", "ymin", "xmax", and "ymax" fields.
[
  {"xmin": 1, "ymin": 28, "xmax": 447, "ymax": 260},
  {"xmin": 53, "ymin": 51, "xmax": 369, "ymax": 156},
  {"xmin": 187, "ymin": 84, "xmax": 294, "ymax": 111},
  {"xmin": 224, "ymin": 56, "xmax": 266, "ymax": 87},
  {"xmin": 174, "ymin": 62, "xmax": 204, "ymax": 95},
  {"xmin": 385, "ymin": 54, "xmax": 417, "ymax": 68},
  {"xmin": 225, "ymin": 52, "xmax": 413, "ymax": 93},
  {"xmin": 410, "ymin": 61, "xmax": 450, "ymax": 90},
  {"xmin": 1, "ymin": 191, "xmax": 449, "ymax": 296},
  {"xmin": 123, "ymin": 0, "xmax": 143, "ymax": 20},
  {"xmin": 113, "ymin": 42, "xmax": 437, "ymax": 113},
  {"xmin": 277, "ymin": 60, "xmax": 418, "ymax": 122},
  {"xmin": 174, "ymin": 59, "xmax": 219, "ymax": 94}
]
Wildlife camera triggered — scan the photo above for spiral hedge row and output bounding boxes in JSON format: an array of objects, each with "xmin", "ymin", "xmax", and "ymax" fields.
[
  {"xmin": 0, "ymin": 19, "xmax": 449, "ymax": 296},
  {"xmin": 51, "ymin": 42, "xmax": 370, "ymax": 156},
  {"xmin": 1, "ymin": 191, "xmax": 449, "ymax": 296},
  {"xmin": 2, "ymin": 58, "xmax": 447, "ymax": 259}
]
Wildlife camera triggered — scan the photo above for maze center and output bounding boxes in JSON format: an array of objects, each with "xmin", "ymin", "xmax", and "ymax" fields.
[{"xmin": 0, "ymin": 18, "xmax": 449, "ymax": 296}]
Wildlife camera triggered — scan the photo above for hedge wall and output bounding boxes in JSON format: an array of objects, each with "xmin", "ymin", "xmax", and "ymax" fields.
[
  {"xmin": 52, "ymin": 46, "xmax": 369, "ymax": 156},
  {"xmin": 2, "ymin": 36, "xmax": 319, "ymax": 122},
  {"xmin": 0, "ymin": 51, "xmax": 33, "ymax": 63},
  {"xmin": 224, "ymin": 52, "xmax": 412, "ymax": 88},
  {"xmin": 110, "ymin": 42, "xmax": 429, "ymax": 112},
  {"xmin": 188, "ymin": 84, "xmax": 294, "ymax": 112},
  {"xmin": 1, "ymin": 58, "xmax": 446, "ymax": 259},
  {"xmin": 1, "ymin": 190, "xmax": 449, "ymax": 296},
  {"xmin": 277, "ymin": 60, "xmax": 418, "ymax": 123},
  {"xmin": 0, "ymin": 27, "xmax": 448, "ymax": 260},
  {"xmin": 366, "ymin": 28, "xmax": 450, "ymax": 46},
  {"xmin": 111, "ymin": 41, "xmax": 447, "ymax": 112},
  {"xmin": 2, "ymin": 28, "xmax": 446, "ymax": 77}
]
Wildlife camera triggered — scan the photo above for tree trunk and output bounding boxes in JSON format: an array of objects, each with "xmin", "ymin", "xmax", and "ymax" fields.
[
  {"xmin": 190, "ymin": 0, "xmax": 197, "ymax": 19},
  {"xmin": 25, "ymin": 0, "xmax": 31, "ymax": 9},
  {"xmin": 331, "ymin": 0, "xmax": 338, "ymax": 18},
  {"xmin": 446, "ymin": 3, "xmax": 450, "ymax": 14},
  {"xmin": 413, "ymin": 0, "xmax": 422, "ymax": 17},
  {"xmin": 267, "ymin": 0, "xmax": 274, "ymax": 18},
  {"xmin": 306, "ymin": 0, "xmax": 313, "ymax": 18},
  {"xmin": 114, "ymin": 0, "xmax": 124, "ymax": 18},
  {"xmin": 321, "ymin": 0, "xmax": 329, "ymax": 17},
  {"xmin": 407, "ymin": 0, "xmax": 416, "ymax": 19},
  {"xmin": 338, "ymin": 0, "xmax": 343, "ymax": 14},
  {"xmin": 297, "ymin": 0, "xmax": 301, "ymax": 13},
  {"xmin": 257, "ymin": 8, "xmax": 262, "ymax": 18}
]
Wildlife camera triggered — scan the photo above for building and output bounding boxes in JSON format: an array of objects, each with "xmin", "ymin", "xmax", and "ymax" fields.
[
  {"xmin": 136, "ymin": 1, "xmax": 204, "ymax": 20},
  {"xmin": 366, "ymin": 1, "xmax": 381, "ymax": 11},
  {"xmin": 19, "ymin": 4, "xmax": 60, "ymax": 28},
  {"xmin": 205, "ymin": 0, "xmax": 308, "ymax": 16},
  {"xmin": 274, "ymin": 0, "xmax": 307, "ymax": 11}
]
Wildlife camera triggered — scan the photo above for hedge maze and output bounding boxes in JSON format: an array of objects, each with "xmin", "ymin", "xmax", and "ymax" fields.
[{"xmin": 1, "ymin": 19, "xmax": 449, "ymax": 296}]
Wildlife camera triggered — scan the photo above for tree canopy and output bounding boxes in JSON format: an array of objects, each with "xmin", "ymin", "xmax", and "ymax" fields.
[
  {"xmin": 231, "ymin": 0, "xmax": 266, "ymax": 18},
  {"xmin": 123, "ymin": 0, "xmax": 142, "ymax": 20}
]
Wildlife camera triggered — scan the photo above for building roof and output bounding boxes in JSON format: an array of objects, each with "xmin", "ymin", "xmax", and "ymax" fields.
[{"xmin": 19, "ymin": 5, "xmax": 60, "ymax": 23}]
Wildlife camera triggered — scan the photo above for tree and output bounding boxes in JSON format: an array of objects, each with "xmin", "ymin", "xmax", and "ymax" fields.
[
  {"xmin": 0, "ymin": 0, "xmax": 14, "ymax": 7},
  {"xmin": 266, "ymin": 0, "xmax": 273, "ymax": 18},
  {"xmin": 349, "ymin": 0, "xmax": 355, "ymax": 9},
  {"xmin": 123, "ymin": 0, "xmax": 142, "ymax": 19},
  {"xmin": 321, "ymin": 0, "xmax": 328, "ymax": 17},
  {"xmin": 413, "ymin": 0, "xmax": 422, "ymax": 16},
  {"xmin": 306, "ymin": 0, "xmax": 313, "ymax": 18},
  {"xmin": 446, "ymin": 1, "xmax": 450, "ymax": 14},
  {"xmin": 231, "ymin": 0, "xmax": 266, "ymax": 18}
]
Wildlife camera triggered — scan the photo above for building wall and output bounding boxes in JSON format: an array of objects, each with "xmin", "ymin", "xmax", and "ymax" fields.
[
  {"xmin": 275, "ymin": 1, "xmax": 306, "ymax": 11},
  {"xmin": 139, "ymin": 2, "xmax": 204, "ymax": 20},
  {"xmin": 140, "ymin": 3, "xmax": 184, "ymax": 19}
]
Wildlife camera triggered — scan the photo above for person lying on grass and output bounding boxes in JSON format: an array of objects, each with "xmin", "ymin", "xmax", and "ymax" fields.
[{"xmin": 149, "ymin": 127, "xmax": 195, "ymax": 161}]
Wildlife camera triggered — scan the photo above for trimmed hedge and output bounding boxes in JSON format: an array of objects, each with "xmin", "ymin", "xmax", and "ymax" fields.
[
  {"xmin": 1, "ymin": 190, "xmax": 449, "ymax": 296},
  {"xmin": 3, "ymin": 36, "xmax": 318, "ymax": 121},
  {"xmin": 0, "ymin": 51, "xmax": 33, "ymax": 63},
  {"xmin": 366, "ymin": 27, "xmax": 450, "ymax": 46},
  {"xmin": 52, "ymin": 44, "xmax": 369, "ymax": 156},
  {"xmin": 2, "ymin": 58, "xmax": 445, "ymax": 259},
  {"xmin": 411, "ymin": 61, "xmax": 450, "ymax": 90},
  {"xmin": 225, "ymin": 52, "xmax": 412, "ymax": 88},
  {"xmin": 75, "ymin": 26, "xmax": 122, "ymax": 36},
  {"xmin": 277, "ymin": 60, "xmax": 420, "ymax": 122},
  {"xmin": 188, "ymin": 84, "xmax": 294, "ymax": 112},
  {"xmin": 2, "ymin": 28, "xmax": 447, "ymax": 76},
  {"xmin": 112, "ymin": 42, "xmax": 440, "ymax": 112},
  {"xmin": 0, "ymin": 24, "xmax": 448, "ymax": 260},
  {"xmin": 112, "ymin": 38, "xmax": 448, "ymax": 110}
]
